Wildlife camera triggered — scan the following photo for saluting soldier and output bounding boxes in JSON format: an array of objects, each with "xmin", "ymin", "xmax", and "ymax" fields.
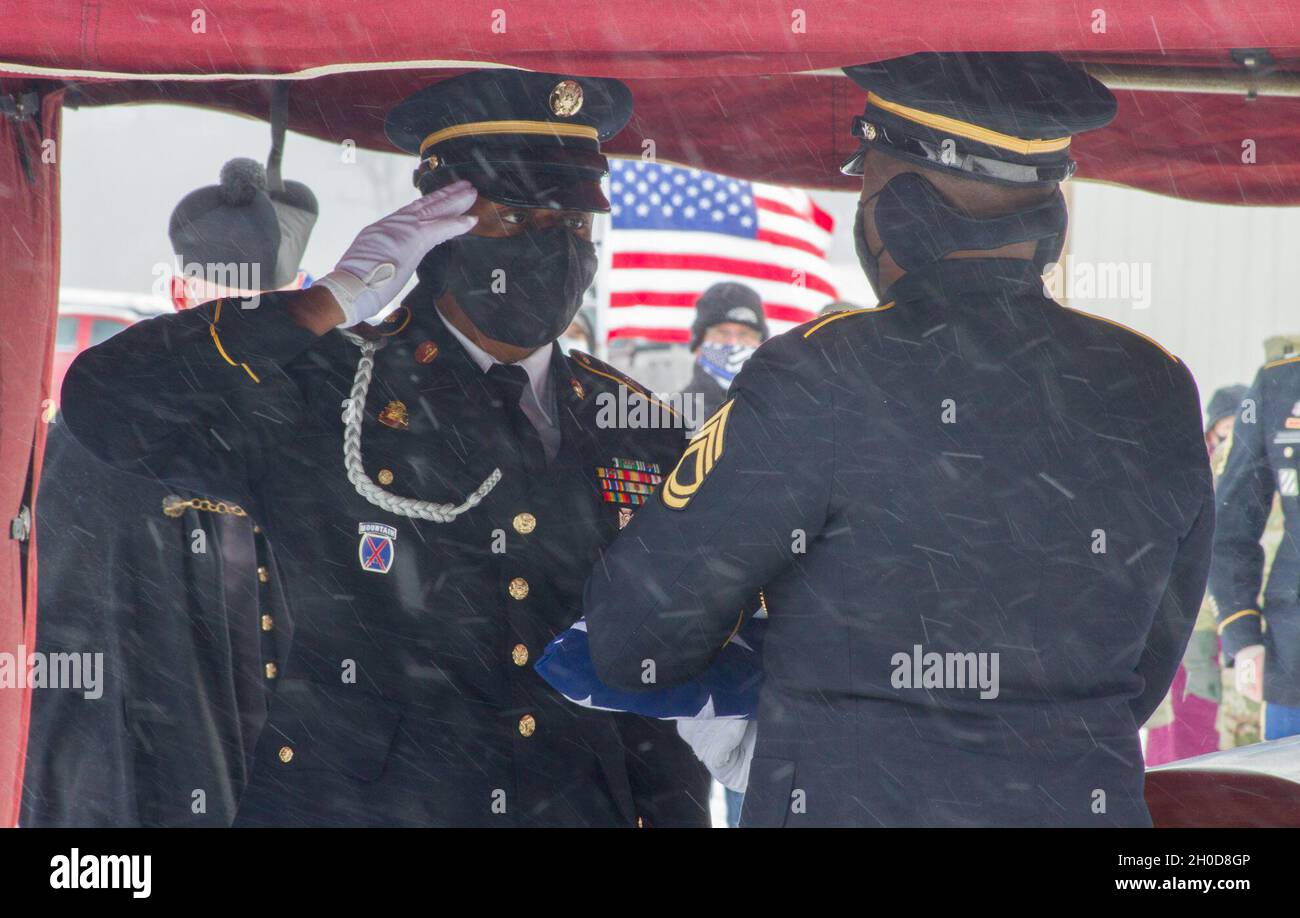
[
  {"xmin": 62, "ymin": 70, "xmax": 708, "ymax": 827},
  {"xmin": 583, "ymin": 53, "xmax": 1213, "ymax": 827},
  {"xmin": 24, "ymin": 158, "xmax": 309, "ymax": 826},
  {"xmin": 1210, "ymin": 340, "xmax": 1300, "ymax": 741}
]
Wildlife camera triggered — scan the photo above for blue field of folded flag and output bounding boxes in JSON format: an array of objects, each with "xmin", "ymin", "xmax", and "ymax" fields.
[{"xmin": 536, "ymin": 614, "xmax": 766, "ymax": 720}]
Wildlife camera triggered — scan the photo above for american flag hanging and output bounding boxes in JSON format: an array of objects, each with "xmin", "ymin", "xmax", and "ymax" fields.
[{"xmin": 603, "ymin": 160, "xmax": 837, "ymax": 343}]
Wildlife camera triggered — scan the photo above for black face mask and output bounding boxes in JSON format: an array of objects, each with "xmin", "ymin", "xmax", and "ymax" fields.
[
  {"xmin": 416, "ymin": 227, "xmax": 598, "ymax": 348},
  {"xmin": 852, "ymin": 195, "xmax": 885, "ymax": 297},
  {"xmin": 853, "ymin": 172, "xmax": 1067, "ymax": 299}
]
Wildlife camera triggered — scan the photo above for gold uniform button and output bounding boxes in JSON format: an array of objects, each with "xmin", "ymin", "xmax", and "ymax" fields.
[
  {"xmin": 253, "ymin": 524, "xmax": 262, "ymax": 534},
  {"xmin": 257, "ymin": 566, "xmax": 269, "ymax": 584},
  {"xmin": 377, "ymin": 468, "xmax": 394, "ymax": 486},
  {"xmin": 278, "ymin": 746, "xmax": 294, "ymax": 764},
  {"xmin": 508, "ymin": 577, "xmax": 530, "ymax": 600},
  {"xmin": 518, "ymin": 714, "xmax": 536, "ymax": 737},
  {"xmin": 511, "ymin": 643, "xmax": 529, "ymax": 666},
  {"xmin": 512, "ymin": 512, "xmax": 537, "ymax": 535},
  {"xmin": 1287, "ymin": 447, "xmax": 1295, "ymax": 458},
  {"xmin": 264, "ymin": 662, "xmax": 278, "ymax": 679},
  {"xmin": 261, "ymin": 614, "xmax": 274, "ymax": 632}
]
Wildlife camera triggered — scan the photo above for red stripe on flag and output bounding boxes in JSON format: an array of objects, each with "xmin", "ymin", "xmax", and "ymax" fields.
[
  {"xmin": 607, "ymin": 293, "xmax": 815, "ymax": 326},
  {"xmin": 756, "ymin": 228, "xmax": 824, "ymax": 257},
  {"xmin": 609, "ymin": 292, "xmax": 699, "ymax": 307},
  {"xmin": 608, "ymin": 326, "xmax": 691, "ymax": 343},
  {"xmin": 762, "ymin": 303, "xmax": 818, "ymax": 324},
  {"xmin": 809, "ymin": 200, "xmax": 834, "ymax": 232},
  {"xmin": 754, "ymin": 195, "xmax": 835, "ymax": 232},
  {"xmin": 611, "ymin": 253, "xmax": 836, "ymax": 297},
  {"xmin": 753, "ymin": 196, "xmax": 802, "ymax": 219}
]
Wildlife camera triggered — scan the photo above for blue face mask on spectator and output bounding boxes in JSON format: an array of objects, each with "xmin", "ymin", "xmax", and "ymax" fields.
[{"xmin": 698, "ymin": 342, "xmax": 757, "ymax": 386}]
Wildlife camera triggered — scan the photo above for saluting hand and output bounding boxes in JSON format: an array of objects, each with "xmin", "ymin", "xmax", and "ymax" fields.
[{"xmin": 316, "ymin": 180, "xmax": 478, "ymax": 328}]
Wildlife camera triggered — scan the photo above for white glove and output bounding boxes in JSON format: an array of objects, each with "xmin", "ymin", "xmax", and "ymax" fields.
[
  {"xmin": 676, "ymin": 718, "xmax": 758, "ymax": 793},
  {"xmin": 1235, "ymin": 644, "xmax": 1265, "ymax": 702},
  {"xmin": 316, "ymin": 180, "xmax": 478, "ymax": 327}
]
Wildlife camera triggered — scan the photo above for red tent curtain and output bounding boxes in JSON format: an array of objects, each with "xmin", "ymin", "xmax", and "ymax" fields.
[
  {"xmin": 1, "ymin": 1, "xmax": 1297, "ymax": 76},
  {"xmin": 56, "ymin": 64, "xmax": 1300, "ymax": 207},
  {"xmin": 2, "ymin": 2, "xmax": 1300, "ymax": 205},
  {"xmin": 0, "ymin": 82, "xmax": 61, "ymax": 827}
]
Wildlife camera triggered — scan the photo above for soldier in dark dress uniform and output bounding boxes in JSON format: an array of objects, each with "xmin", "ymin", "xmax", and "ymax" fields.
[
  {"xmin": 62, "ymin": 70, "xmax": 708, "ymax": 827},
  {"xmin": 23, "ymin": 158, "xmax": 310, "ymax": 825},
  {"xmin": 583, "ymin": 53, "xmax": 1214, "ymax": 827},
  {"xmin": 1211, "ymin": 347, "xmax": 1300, "ymax": 740}
]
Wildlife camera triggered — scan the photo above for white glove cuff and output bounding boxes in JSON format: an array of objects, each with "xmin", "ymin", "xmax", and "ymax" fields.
[
  {"xmin": 318, "ymin": 263, "xmax": 400, "ymax": 328},
  {"xmin": 316, "ymin": 270, "xmax": 369, "ymax": 328}
]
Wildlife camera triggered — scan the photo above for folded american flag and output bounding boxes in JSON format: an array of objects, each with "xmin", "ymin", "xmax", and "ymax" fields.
[{"xmin": 536, "ymin": 614, "xmax": 765, "ymax": 719}]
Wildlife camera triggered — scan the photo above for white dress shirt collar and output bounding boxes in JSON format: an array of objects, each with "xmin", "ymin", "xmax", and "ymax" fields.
[{"xmin": 436, "ymin": 308, "xmax": 557, "ymax": 428}]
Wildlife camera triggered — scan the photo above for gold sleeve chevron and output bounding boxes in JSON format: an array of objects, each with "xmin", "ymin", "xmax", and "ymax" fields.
[{"xmin": 662, "ymin": 399, "xmax": 734, "ymax": 510}]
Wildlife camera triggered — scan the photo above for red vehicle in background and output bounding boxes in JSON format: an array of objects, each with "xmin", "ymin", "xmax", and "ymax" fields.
[{"xmin": 50, "ymin": 289, "xmax": 169, "ymax": 409}]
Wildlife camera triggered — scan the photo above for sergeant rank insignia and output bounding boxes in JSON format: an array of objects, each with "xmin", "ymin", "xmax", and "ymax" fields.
[
  {"xmin": 663, "ymin": 399, "xmax": 734, "ymax": 510},
  {"xmin": 596, "ymin": 458, "xmax": 662, "ymax": 507},
  {"xmin": 358, "ymin": 522, "xmax": 397, "ymax": 574}
]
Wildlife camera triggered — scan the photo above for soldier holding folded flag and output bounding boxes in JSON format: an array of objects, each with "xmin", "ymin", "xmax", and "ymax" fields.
[{"xmin": 583, "ymin": 52, "xmax": 1213, "ymax": 827}]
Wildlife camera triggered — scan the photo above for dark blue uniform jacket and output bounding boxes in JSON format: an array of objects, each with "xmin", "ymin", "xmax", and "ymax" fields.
[
  {"xmin": 23, "ymin": 421, "xmax": 286, "ymax": 826},
  {"xmin": 1210, "ymin": 355, "xmax": 1300, "ymax": 705},
  {"xmin": 585, "ymin": 259, "xmax": 1213, "ymax": 827},
  {"xmin": 62, "ymin": 290, "xmax": 709, "ymax": 828}
]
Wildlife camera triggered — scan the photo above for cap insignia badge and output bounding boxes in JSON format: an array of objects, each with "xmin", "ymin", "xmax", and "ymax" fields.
[{"xmin": 550, "ymin": 80, "xmax": 584, "ymax": 117}]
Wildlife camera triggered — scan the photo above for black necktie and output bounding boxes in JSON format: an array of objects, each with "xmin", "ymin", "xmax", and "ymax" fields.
[{"xmin": 484, "ymin": 362, "xmax": 546, "ymax": 475}]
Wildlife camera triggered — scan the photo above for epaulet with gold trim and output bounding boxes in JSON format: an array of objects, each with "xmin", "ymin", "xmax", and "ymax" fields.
[
  {"xmin": 800, "ymin": 302, "xmax": 896, "ymax": 339},
  {"xmin": 568, "ymin": 350, "xmax": 680, "ymax": 419},
  {"xmin": 1064, "ymin": 307, "xmax": 1179, "ymax": 364},
  {"xmin": 1263, "ymin": 354, "xmax": 1300, "ymax": 371}
]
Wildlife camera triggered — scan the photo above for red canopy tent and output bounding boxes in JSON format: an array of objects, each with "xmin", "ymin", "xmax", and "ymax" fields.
[{"xmin": 2, "ymin": 0, "xmax": 1300, "ymax": 825}]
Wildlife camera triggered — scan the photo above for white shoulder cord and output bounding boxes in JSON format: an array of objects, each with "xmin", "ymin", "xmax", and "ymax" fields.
[{"xmin": 339, "ymin": 330, "xmax": 501, "ymax": 522}]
